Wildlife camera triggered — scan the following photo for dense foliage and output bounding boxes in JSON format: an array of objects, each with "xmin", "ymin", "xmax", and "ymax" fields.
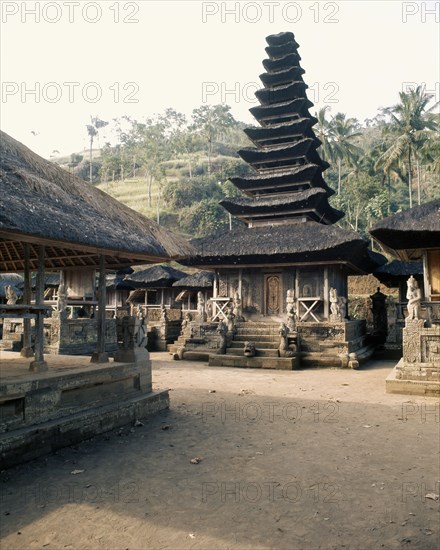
[{"xmin": 73, "ymin": 89, "xmax": 438, "ymax": 238}]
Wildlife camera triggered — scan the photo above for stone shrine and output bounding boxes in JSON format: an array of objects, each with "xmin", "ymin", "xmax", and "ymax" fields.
[{"xmin": 178, "ymin": 32, "xmax": 384, "ymax": 369}]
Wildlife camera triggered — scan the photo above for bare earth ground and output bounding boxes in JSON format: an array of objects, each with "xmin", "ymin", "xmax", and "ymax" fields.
[{"xmin": 1, "ymin": 354, "xmax": 439, "ymax": 550}]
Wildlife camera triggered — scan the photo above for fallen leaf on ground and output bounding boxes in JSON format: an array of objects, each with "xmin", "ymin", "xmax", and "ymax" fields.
[
  {"xmin": 70, "ymin": 469, "xmax": 84, "ymax": 475},
  {"xmin": 209, "ymin": 390, "xmax": 216, "ymax": 393},
  {"xmin": 190, "ymin": 457, "xmax": 202, "ymax": 464},
  {"xmin": 161, "ymin": 424, "xmax": 172, "ymax": 430},
  {"xmin": 425, "ymin": 493, "xmax": 439, "ymax": 501},
  {"xmin": 134, "ymin": 420, "xmax": 144, "ymax": 427},
  {"xmin": 188, "ymin": 533, "xmax": 196, "ymax": 539}
]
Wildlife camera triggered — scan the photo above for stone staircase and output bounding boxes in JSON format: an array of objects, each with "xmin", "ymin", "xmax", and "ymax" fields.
[{"xmin": 210, "ymin": 321, "xmax": 298, "ymax": 370}]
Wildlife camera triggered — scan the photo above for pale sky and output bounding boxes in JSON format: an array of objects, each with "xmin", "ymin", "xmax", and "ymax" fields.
[{"xmin": 1, "ymin": 0, "xmax": 439, "ymax": 158}]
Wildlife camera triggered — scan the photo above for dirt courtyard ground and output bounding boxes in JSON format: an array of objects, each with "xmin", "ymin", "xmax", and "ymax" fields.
[{"xmin": 1, "ymin": 354, "xmax": 439, "ymax": 550}]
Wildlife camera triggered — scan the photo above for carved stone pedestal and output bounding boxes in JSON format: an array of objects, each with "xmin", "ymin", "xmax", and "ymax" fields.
[{"xmin": 386, "ymin": 319, "xmax": 440, "ymax": 396}]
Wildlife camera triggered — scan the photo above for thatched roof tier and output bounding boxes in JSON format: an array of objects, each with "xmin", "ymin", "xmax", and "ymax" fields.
[
  {"xmin": 266, "ymin": 32, "xmax": 297, "ymax": 47},
  {"xmin": 0, "ymin": 131, "xmax": 193, "ymax": 272},
  {"xmin": 370, "ymin": 199, "xmax": 440, "ymax": 260},
  {"xmin": 172, "ymin": 271, "xmax": 214, "ymax": 289},
  {"xmin": 262, "ymin": 53, "xmax": 301, "ymax": 73},
  {"xmin": 239, "ymin": 140, "xmax": 329, "ymax": 172},
  {"xmin": 255, "ymin": 81, "xmax": 308, "ymax": 106},
  {"xmin": 249, "ymin": 99, "xmax": 314, "ymax": 127},
  {"xmin": 220, "ymin": 189, "xmax": 343, "ymax": 225},
  {"xmin": 0, "ymin": 273, "xmax": 24, "ymax": 299},
  {"xmin": 265, "ymin": 41, "xmax": 300, "ymax": 60},
  {"xmin": 373, "ymin": 260, "xmax": 423, "ymax": 288},
  {"xmin": 260, "ymin": 67, "xmax": 305, "ymax": 88},
  {"xmin": 183, "ymin": 222, "xmax": 385, "ymax": 274},
  {"xmin": 123, "ymin": 265, "xmax": 187, "ymax": 288},
  {"xmin": 230, "ymin": 165, "xmax": 334, "ymax": 197},
  {"xmin": 243, "ymin": 118, "xmax": 318, "ymax": 148}
]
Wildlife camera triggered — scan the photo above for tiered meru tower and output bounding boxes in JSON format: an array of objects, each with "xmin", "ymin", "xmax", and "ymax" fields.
[
  {"xmin": 220, "ymin": 31, "xmax": 343, "ymax": 228},
  {"xmin": 183, "ymin": 32, "xmax": 384, "ymax": 369}
]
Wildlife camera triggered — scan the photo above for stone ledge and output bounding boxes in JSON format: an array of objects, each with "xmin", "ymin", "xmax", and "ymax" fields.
[
  {"xmin": 209, "ymin": 354, "xmax": 297, "ymax": 370},
  {"xmin": 386, "ymin": 362, "xmax": 440, "ymax": 397},
  {"xmin": 0, "ymin": 390, "xmax": 169, "ymax": 470}
]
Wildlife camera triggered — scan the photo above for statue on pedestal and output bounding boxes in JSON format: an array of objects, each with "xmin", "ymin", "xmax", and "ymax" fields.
[
  {"xmin": 278, "ymin": 323, "xmax": 296, "ymax": 357},
  {"xmin": 406, "ymin": 276, "xmax": 422, "ymax": 321},
  {"xmin": 161, "ymin": 304, "xmax": 168, "ymax": 322},
  {"xmin": 338, "ymin": 295, "xmax": 347, "ymax": 321},
  {"xmin": 233, "ymin": 291, "xmax": 244, "ymax": 321},
  {"xmin": 286, "ymin": 289, "xmax": 296, "ymax": 331},
  {"xmin": 226, "ymin": 305, "xmax": 236, "ymax": 332},
  {"xmin": 5, "ymin": 285, "xmax": 18, "ymax": 305},
  {"xmin": 217, "ymin": 320, "xmax": 228, "ymax": 354},
  {"xmin": 197, "ymin": 291, "xmax": 206, "ymax": 322},
  {"xmin": 330, "ymin": 287, "xmax": 341, "ymax": 321},
  {"xmin": 329, "ymin": 288, "xmax": 347, "ymax": 322}
]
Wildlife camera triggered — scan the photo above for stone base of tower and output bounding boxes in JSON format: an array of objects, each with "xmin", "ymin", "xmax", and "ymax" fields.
[
  {"xmin": 169, "ymin": 319, "xmax": 374, "ymax": 370},
  {"xmin": 297, "ymin": 320, "xmax": 374, "ymax": 368}
]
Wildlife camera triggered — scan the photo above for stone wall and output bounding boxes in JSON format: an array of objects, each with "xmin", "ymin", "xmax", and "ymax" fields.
[{"xmin": 44, "ymin": 316, "xmax": 118, "ymax": 355}]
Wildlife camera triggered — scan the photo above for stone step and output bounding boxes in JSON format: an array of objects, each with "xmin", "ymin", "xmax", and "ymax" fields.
[
  {"xmin": 209, "ymin": 354, "xmax": 298, "ymax": 370},
  {"xmin": 233, "ymin": 335, "xmax": 279, "ymax": 343},
  {"xmin": 235, "ymin": 329, "xmax": 280, "ymax": 336},
  {"xmin": 230, "ymin": 340, "xmax": 279, "ymax": 350},
  {"xmin": 226, "ymin": 348, "xmax": 279, "ymax": 357},
  {"xmin": 235, "ymin": 322, "xmax": 280, "ymax": 329}
]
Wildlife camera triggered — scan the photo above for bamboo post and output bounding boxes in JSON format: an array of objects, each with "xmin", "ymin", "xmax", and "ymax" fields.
[{"xmin": 29, "ymin": 245, "xmax": 48, "ymax": 372}]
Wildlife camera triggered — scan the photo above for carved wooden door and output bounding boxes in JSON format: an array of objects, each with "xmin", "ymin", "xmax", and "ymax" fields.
[{"xmin": 265, "ymin": 274, "xmax": 281, "ymax": 315}]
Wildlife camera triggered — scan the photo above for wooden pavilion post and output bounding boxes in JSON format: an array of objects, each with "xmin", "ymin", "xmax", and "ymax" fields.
[
  {"xmin": 91, "ymin": 255, "xmax": 109, "ymax": 363},
  {"xmin": 323, "ymin": 267, "xmax": 329, "ymax": 320},
  {"xmin": 29, "ymin": 245, "xmax": 48, "ymax": 372},
  {"xmin": 213, "ymin": 271, "xmax": 218, "ymax": 298},
  {"xmin": 21, "ymin": 243, "xmax": 34, "ymax": 358}
]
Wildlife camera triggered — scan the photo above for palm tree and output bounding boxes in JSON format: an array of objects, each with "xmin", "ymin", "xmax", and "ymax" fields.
[
  {"xmin": 374, "ymin": 86, "xmax": 438, "ymax": 207},
  {"xmin": 328, "ymin": 113, "xmax": 362, "ymax": 195},
  {"xmin": 86, "ymin": 116, "xmax": 108, "ymax": 184},
  {"xmin": 314, "ymin": 106, "xmax": 333, "ymax": 162}
]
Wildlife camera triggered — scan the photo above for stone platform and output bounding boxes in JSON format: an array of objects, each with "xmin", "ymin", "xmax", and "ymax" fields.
[
  {"xmin": 385, "ymin": 320, "xmax": 440, "ymax": 396},
  {"xmin": 386, "ymin": 361, "xmax": 440, "ymax": 397},
  {"xmin": 0, "ymin": 351, "xmax": 169, "ymax": 469}
]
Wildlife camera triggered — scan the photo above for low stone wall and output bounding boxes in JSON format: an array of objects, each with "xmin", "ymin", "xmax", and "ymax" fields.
[
  {"xmin": 297, "ymin": 320, "xmax": 366, "ymax": 354},
  {"xmin": 0, "ymin": 317, "xmax": 118, "ymax": 355},
  {"xmin": 45, "ymin": 316, "xmax": 118, "ymax": 355}
]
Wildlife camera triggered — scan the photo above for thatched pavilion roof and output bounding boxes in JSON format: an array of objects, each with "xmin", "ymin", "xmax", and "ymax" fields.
[
  {"xmin": 182, "ymin": 222, "xmax": 385, "ymax": 274},
  {"xmin": 172, "ymin": 271, "xmax": 214, "ymax": 289},
  {"xmin": 123, "ymin": 264, "xmax": 187, "ymax": 288},
  {"xmin": 30, "ymin": 273, "xmax": 60, "ymax": 288},
  {"xmin": 373, "ymin": 260, "xmax": 423, "ymax": 288},
  {"xmin": 370, "ymin": 199, "xmax": 440, "ymax": 260},
  {"xmin": 0, "ymin": 131, "xmax": 193, "ymax": 272},
  {"xmin": 106, "ymin": 268, "xmax": 135, "ymax": 291}
]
